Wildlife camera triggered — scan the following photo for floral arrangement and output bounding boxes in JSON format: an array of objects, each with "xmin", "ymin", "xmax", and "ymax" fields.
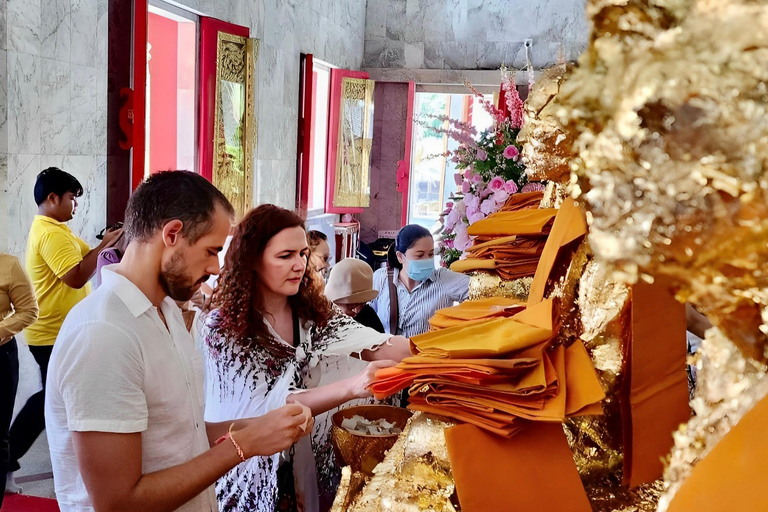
[{"xmin": 424, "ymin": 69, "xmax": 545, "ymax": 268}]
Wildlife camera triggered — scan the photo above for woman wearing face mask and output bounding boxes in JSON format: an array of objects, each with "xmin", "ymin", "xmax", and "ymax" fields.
[
  {"xmin": 370, "ymin": 224, "xmax": 470, "ymax": 337},
  {"xmin": 201, "ymin": 205, "xmax": 410, "ymax": 512}
]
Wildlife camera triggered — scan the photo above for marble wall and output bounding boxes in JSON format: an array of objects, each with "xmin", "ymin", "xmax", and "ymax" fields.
[
  {"xmin": 0, "ymin": 0, "xmax": 367, "ymax": 256},
  {"xmin": 363, "ymin": 0, "xmax": 589, "ymax": 70},
  {"xmin": 171, "ymin": 0, "xmax": 367, "ymax": 211},
  {"xmin": 0, "ymin": 0, "xmax": 109, "ymax": 258}
]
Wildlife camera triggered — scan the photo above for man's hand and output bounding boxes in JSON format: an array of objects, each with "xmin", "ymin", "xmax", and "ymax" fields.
[
  {"xmin": 101, "ymin": 228, "xmax": 124, "ymax": 249},
  {"xmin": 234, "ymin": 404, "xmax": 312, "ymax": 458}
]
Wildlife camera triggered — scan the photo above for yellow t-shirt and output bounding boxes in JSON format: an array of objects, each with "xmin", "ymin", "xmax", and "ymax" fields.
[{"xmin": 24, "ymin": 215, "xmax": 91, "ymax": 346}]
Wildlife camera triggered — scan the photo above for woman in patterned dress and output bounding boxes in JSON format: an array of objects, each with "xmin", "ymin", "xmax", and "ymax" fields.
[{"xmin": 201, "ymin": 205, "xmax": 410, "ymax": 512}]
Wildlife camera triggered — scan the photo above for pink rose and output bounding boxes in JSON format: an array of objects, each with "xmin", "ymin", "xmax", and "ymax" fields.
[
  {"xmin": 476, "ymin": 149, "xmax": 488, "ymax": 161},
  {"xmin": 480, "ymin": 199, "xmax": 497, "ymax": 215},
  {"xmin": 461, "ymin": 180, "xmax": 471, "ymax": 194},
  {"xmin": 454, "ymin": 173, "xmax": 463, "ymax": 186},
  {"xmin": 503, "ymin": 145, "xmax": 519, "ymax": 160},
  {"xmin": 468, "ymin": 211, "xmax": 485, "ymax": 225},
  {"xmin": 488, "ymin": 176, "xmax": 505, "ymax": 192},
  {"xmin": 445, "ymin": 238, "xmax": 455, "ymax": 249},
  {"xmin": 446, "ymin": 201, "xmax": 454, "ymax": 209},
  {"xmin": 504, "ymin": 180, "xmax": 518, "ymax": 194},
  {"xmin": 472, "ymin": 173, "xmax": 483, "ymax": 184},
  {"xmin": 522, "ymin": 182, "xmax": 546, "ymax": 193}
]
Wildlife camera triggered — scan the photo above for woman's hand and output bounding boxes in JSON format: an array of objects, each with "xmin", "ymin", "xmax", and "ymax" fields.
[{"xmin": 348, "ymin": 360, "xmax": 398, "ymax": 399}]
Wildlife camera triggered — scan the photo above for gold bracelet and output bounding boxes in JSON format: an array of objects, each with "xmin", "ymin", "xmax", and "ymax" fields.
[{"xmin": 228, "ymin": 423, "xmax": 246, "ymax": 462}]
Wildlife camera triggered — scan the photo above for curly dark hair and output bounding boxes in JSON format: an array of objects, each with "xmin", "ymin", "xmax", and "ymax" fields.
[{"xmin": 212, "ymin": 204, "xmax": 334, "ymax": 357}]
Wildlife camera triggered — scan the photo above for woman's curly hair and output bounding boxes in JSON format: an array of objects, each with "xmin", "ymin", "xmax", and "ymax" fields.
[{"xmin": 212, "ymin": 204, "xmax": 334, "ymax": 356}]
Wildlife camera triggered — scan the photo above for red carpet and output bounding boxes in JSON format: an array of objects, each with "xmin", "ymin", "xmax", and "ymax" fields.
[{"xmin": 2, "ymin": 494, "xmax": 59, "ymax": 512}]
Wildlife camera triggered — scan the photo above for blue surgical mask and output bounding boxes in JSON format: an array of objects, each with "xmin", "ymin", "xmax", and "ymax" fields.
[{"xmin": 406, "ymin": 258, "xmax": 435, "ymax": 282}]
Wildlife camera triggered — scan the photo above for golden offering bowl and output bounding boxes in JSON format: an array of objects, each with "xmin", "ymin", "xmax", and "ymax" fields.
[{"xmin": 331, "ymin": 405, "xmax": 413, "ymax": 476}]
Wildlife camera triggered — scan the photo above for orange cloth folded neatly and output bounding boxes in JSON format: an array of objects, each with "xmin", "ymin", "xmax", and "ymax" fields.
[
  {"xmin": 428, "ymin": 297, "xmax": 525, "ymax": 330},
  {"xmin": 445, "ymin": 422, "xmax": 592, "ymax": 512},
  {"xmin": 467, "ymin": 208, "xmax": 557, "ymax": 237},
  {"xmin": 499, "ymin": 190, "xmax": 546, "ymax": 212}
]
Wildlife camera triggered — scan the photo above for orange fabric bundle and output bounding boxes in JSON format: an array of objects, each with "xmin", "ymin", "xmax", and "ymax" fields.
[
  {"xmin": 621, "ymin": 279, "xmax": 690, "ymax": 487},
  {"xmin": 499, "ymin": 190, "xmax": 546, "ymax": 212},
  {"xmin": 428, "ymin": 297, "xmax": 525, "ymax": 330},
  {"xmin": 452, "ymin": 235, "xmax": 548, "ymax": 280},
  {"xmin": 467, "ymin": 208, "xmax": 557, "ymax": 237},
  {"xmin": 445, "ymin": 423, "xmax": 592, "ymax": 512}
]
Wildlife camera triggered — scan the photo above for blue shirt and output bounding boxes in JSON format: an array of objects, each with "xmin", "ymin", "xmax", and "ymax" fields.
[{"xmin": 370, "ymin": 267, "xmax": 470, "ymax": 338}]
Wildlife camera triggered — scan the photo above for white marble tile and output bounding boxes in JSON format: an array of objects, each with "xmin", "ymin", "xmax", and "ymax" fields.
[
  {"xmin": 71, "ymin": 0, "xmax": 98, "ymax": 66},
  {"xmin": 0, "ymin": 0, "xmax": 7, "ymax": 52},
  {"xmin": 64, "ymin": 155, "xmax": 105, "ymax": 244},
  {"xmin": 214, "ymin": 0, "xmax": 248, "ymax": 26},
  {"xmin": 41, "ymin": 0, "xmax": 70, "ymax": 61},
  {"xmin": 247, "ymin": 0, "xmax": 265, "ymax": 41},
  {"xmin": 404, "ymin": 41, "xmax": 424, "ymax": 68},
  {"xmin": 69, "ymin": 110, "xmax": 98, "ymax": 156},
  {"xmin": 0, "ymin": 153, "xmax": 7, "ymax": 253},
  {"xmin": 8, "ymin": 0, "xmax": 40, "ymax": 55},
  {"xmin": 71, "ymin": 64, "xmax": 98, "ymax": 113},
  {"xmin": 7, "ymin": 51, "xmax": 40, "ymax": 155},
  {"xmin": 0, "ymin": 50, "xmax": 7, "ymax": 154},
  {"xmin": 263, "ymin": 0, "xmax": 296, "ymax": 54},
  {"xmin": 6, "ymin": 153, "xmax": 39, "ymax": 258},
  {"xmin": 295, "ymin": 6, "xmax": 319, "ymax": 54},
  {"xmin": 41, "ymin": 57, "xmax": 69, "ymax": 115},
  {"xmin": 41, "ymin": 112, "xmax": 70, "ymax": 155},
  {"xmin": 365, "ymin": 0, "xmax": 386, "ymax": 40},
  {"xmin": 97, "ymin": 4, "xmax": 108, "ymax": 69}
]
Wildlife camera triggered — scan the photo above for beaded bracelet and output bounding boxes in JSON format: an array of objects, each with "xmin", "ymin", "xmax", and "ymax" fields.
[{"xmin": 228, "ymin": 423, "xmax": 246, "ymax": 462}]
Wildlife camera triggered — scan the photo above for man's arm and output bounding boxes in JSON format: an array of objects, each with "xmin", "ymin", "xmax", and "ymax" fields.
[
  {"xmin": 361, "ymin": 335, "xmax": 411, "ymax": 361},
  {"xmin": 61, "ymin": 229, "xmax": 123, "ymax": 289},
  {"xmin": 72, "ymin": 405, "xmax": 309, "ymax": 512}
]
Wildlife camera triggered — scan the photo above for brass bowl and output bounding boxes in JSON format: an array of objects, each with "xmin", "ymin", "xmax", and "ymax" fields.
[{"xmin": 331, "ymin": 404, "xmax": 413, "ymax": 475}]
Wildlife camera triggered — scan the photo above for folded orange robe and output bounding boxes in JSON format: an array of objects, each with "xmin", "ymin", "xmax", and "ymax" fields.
[
  {"xmin": 467, "ymin": 208, "xmax": 557, "ymax": 237},
  {"xmin": 429, "ymin": 297, "xmax": 525, "ymax": 330},
  {"xmin": 622, "ymin": 279, "xmax": 690, "ymax": 488},
  {"xmin": 499, "ymin": 190, "xmax": 546, "ymax": 212},
  {"xmin": 667, "ymin": 392, "xmax": 768, "ymax": 512},
  {"xmin": 445, "ymin": 423, "xmax": 592, "ymax": 512},
  {"xmin": 410, "ymin": 317, "xmax": 553, "ymax": 359},
  {"xmin": 527, "ymin": 198, "xmax": 588, "ymax": 306}
]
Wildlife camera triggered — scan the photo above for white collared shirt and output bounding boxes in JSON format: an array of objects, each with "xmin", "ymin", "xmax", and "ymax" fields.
[{"xmin": 45, "ymin": 266, "xmax": 216, "ymax": 512}]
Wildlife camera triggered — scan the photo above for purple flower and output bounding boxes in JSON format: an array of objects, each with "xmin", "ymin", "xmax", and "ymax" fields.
[
  {"xmin": 504, "ymin": 180, "xmax": 519, "ymax": 194},
  {"xmin": 472, "ymin": 173, "xmax": 483, "ymax": 184},
  {"xmin": 503, "ymin": 145, "xmax": 519, "ymax": 160},
  {"xmin": 468, "ymin": 211, "xmax": 485, "ymax": 225},
  {"xmin": 464, "ymin": 193, "xmax": 480, "ymax": 211},
  {"xmin": 480, "ymin": 199, "xmax": 497, "ymax": 215},
  {"xmin": 493, "ymin": 189, "xmax": 509, "ymax": 204},
  {"xmin": 476, "ymin": 149, "xmax": 488, "ymax": 161},
  {"xmin": 454, "ymin": 223, "xmax": 471, "ymax": 251},
  {"xmin": 488, "ymin": 176, "xmax": 505, "ymax": 192},
  {"xmin": 445, "ymin": 238, "xmax": 455, "ymax": 249},
  {"xmin": 522, "ymin": 182, "xmax": 546, "ymax": 193},
  {"xmin": 461, "ymin": 180, "xmax": 471, "ymax": 194},
  {"xmin": 446, "ymin": 201, "xmax": 454, "ymax": 209},
  {"xmin": 454, "ymin": 173, "xmax": 463, "ymax": 186}
]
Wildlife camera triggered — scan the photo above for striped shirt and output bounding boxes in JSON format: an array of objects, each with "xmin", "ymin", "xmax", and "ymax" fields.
[{"xmin": 370, "ymin": 267, "xmax": 470, "ymax": 338}]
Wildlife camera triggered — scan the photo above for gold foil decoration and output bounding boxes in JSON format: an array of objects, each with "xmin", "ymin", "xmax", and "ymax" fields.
[
  {"xmin": 468, "ymin": 272, "xmax": 531, "ymax": 302},
  {"xmin": 343, "ymin": 412, "xmax": 458, "ymax": 512},
  {"xmin": 333, "ymin": 77, "xmax": 375, "ymax": 208},
  {"xmin": 518, "ymin": 64, "xmax": 575, "ymax": 184},
  {"xmin": 213, "ymin": 33, "xmax": 258, "ymax": 218},
  {"xmin": 553, "ymin": 0, "xmax": 768, "ymax": 506}
]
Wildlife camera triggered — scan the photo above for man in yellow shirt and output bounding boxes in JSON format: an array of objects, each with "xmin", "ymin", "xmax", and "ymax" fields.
[{"xmin": 7, "ymin": 167, "xmax": 122, "ymax": 485}]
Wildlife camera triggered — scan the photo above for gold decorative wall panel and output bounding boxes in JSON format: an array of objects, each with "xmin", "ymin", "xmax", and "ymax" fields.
[{"xmin": 334, "ymin": 77, "xmax": 375, "ymax": 208}]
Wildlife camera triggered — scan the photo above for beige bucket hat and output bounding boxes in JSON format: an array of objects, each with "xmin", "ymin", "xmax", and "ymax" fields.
[{"xmin": 325, "ymin": 258, "xmax": 379, "ymax": 304}]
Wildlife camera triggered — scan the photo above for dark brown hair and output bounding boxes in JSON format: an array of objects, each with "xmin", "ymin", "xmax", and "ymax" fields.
[
  {"xmin": 212, "ymin": 204, "xmax": 334, "ymax": 356},
  {"xmin": 125, "ymin": 170, "xmax": 234, "ymax": 243}
]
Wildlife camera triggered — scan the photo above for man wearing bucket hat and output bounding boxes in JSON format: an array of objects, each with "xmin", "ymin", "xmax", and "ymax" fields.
[{"xmin": 325, "ymin": 258, "xmax": 385, "ymax": 333}]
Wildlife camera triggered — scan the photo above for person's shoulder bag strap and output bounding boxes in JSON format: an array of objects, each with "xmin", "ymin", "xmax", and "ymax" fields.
[{"xmin": 387, "ymin": 269, "xmax": 399, "ymax": 335}]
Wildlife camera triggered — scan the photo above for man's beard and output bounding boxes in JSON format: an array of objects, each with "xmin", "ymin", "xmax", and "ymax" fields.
[{"xmin": 160, "ymin": 251, "xmax": 209, "ymax": 302}]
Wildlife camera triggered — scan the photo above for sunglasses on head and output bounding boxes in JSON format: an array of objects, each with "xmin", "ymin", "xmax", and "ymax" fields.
[{"xmin": 96, "ymin": 222, "xmax": 123, "ymax": 240}]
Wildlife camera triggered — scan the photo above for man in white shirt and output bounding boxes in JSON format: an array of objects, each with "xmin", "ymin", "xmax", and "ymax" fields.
[{"xmin": 46, "ymin": 171, "xmax": 312, "ymax": 512}]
